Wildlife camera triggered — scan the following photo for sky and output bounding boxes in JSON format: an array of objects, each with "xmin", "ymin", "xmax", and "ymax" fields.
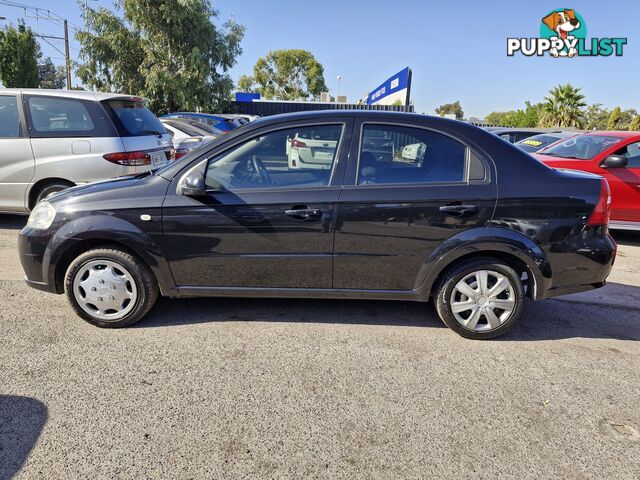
[{"xmin": 1, "ymin": 0, "xmax": 637, "ymax": 118}]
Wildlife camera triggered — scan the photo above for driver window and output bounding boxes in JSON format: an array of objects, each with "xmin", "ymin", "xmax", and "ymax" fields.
[
  {"xmin": 613, "ymin": 142, "xmax": 640, "ymax": 168},
  {"xmin": 205, "ymin": 124, "xmax": 343, "ymax": 190}
]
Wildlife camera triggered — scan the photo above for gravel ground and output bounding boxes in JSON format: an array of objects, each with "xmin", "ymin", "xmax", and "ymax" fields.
[{"xmin": 1, "ymin": 214, "xmax": 639, "ymax": 479}]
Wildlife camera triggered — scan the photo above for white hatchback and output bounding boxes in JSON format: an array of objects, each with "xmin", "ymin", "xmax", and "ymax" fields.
[{"xmin": 0, "ymin": 89, "xmax": 173, "ymax": 213}]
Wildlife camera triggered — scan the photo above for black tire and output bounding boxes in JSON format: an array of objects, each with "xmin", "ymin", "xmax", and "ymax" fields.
[
  {"xmin": 435, "ymin": 258, "xmax": 524, "ymax": 340},
  {"xmin": 34, "ymin": 181, "xmax": 74, "ymax": 205},
  {"xmin": 64, "ymin": 248, "xmax": 159, "ymax": 328}
]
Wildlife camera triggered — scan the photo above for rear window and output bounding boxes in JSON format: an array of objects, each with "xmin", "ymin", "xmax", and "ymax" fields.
[
  {"xmin": 25, "ymin": 95, "xmax": 116, "ymax": 138},
  {"xmin": 515, "ymin": 135, "xmax": 561, "ymax": 152},
  {"xmin": 104, "ymin": 100, "xmax": 166, "ymax": 137}
]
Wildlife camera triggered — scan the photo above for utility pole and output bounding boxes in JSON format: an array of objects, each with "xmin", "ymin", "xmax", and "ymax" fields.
[{"xmin": 63, "ymin": 19, "xmax": 71, "ymax": 89}]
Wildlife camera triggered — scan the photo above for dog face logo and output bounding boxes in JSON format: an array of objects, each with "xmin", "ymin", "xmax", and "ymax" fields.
[
  {"xmin": 540, "ymin": 8, "xmax": 586, "ymax": 57},
  {"xmin": 542, "ymin": 9, "xmax": 580, "ymax": 40}
]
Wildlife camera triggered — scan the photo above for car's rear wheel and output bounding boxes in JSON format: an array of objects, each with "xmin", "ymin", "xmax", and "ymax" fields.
[
  {"xmin": 64, "ymin": 248, "xmax": 158, "ymax": 328},
  {"xmin": 34, "ymin": 181, "xmax": 74, "ymax": 205},
  {"xmin": 435, "ymin": 258, "xmax": 524, "ymax": 339}
]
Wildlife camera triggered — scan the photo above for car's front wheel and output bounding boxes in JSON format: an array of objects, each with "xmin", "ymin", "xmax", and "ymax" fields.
[
  {"xmin": 435, "ymin": 258, "xmax": 524, "ymax": 339},
  {"xmin": 65, "ymin": 248, "xmax": 158, "ymax": 328}
]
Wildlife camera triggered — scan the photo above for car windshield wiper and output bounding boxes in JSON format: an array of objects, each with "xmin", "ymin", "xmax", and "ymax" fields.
[{"xmin": 138, "ymin": 129, "xmax": 164, "ymax": 137}]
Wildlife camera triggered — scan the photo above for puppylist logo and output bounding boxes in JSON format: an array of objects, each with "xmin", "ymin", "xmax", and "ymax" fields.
[{"xmin": 508, "ymin": 8, "xmax": 627, "ymax": 58}]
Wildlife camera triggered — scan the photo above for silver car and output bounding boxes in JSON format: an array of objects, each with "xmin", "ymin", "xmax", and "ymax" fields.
[{"xmin": 0, "ymin": 89, "xmax": 173, "ymax": 213}]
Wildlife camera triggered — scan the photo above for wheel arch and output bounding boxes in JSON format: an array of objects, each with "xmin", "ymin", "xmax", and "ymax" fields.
[
  {"xmin": 45, "ymin": 216, "xmax": 177, "ymax": 297},
  {"xmin": 417, "ymin": 227, "xmax": 553, "ymax": 301},
  {"xmin": 28, "ymin": 178, "xmax": 75, "ymax": 209}
]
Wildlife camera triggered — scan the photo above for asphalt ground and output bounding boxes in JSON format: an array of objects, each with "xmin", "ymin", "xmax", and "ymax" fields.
[{"xmin": 1, "ymin": 214, "xmax": 639, "ymax": 479}]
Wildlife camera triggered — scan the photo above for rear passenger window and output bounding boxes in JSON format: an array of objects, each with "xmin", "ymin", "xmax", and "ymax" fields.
[
  {"xmin": 0, "ymin": 96, "xmax": 20, "ymax": 137},
  {"xmin": 28, "ymin": 97, "xmax": 94, "ymax": 133},
  {"xmin": 358, "ymin": 125, "xmax": 467, "ymax": 185}
]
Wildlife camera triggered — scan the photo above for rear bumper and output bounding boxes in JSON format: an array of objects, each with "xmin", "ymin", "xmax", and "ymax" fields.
[{"xmin": 538, "ymin": 230, "xmax": 616, "ymax": 299}]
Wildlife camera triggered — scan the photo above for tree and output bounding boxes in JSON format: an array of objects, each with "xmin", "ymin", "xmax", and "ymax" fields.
[
  {"xmin": 76, "ymin": 0, "xmax": 245, "ymax": 114},
  {"xmin": 629, "ymin": 116, "xmax": 640, "ymax": 131},
  {"xmin": 607, "ymin": 107, "xmax": 622, "ymax": 130},
  {"xmin": 0, "ymin": 23, "xmax": 39, "ymax": 88},
  {"xmin": 584, "ymin": 103, "xmax": 610, "ymax": 130},
  {"xmin": 435, "ymin": 101, "xmax": 464, "ymax": 120},
  {"xmin": 253, "ymin": 49, "xmax": 327, "ymax": 100},
  {"xmin": 38, "ymin": 57, "xmax": 66, "ymax": 89},
  {"xmin": 539, "ymin": 84, "xmax": 586, "ymax": 128},
  {"xmin": 619, "ymin": 109, "xmax": 638, "ymax": 130},
  {"xmin": 236, "ymin": 74, "xmax": 255, "ymax": 92},
  {"xmin": 484, "ymin": 101, "xmax": 541, "ymax": 127}
]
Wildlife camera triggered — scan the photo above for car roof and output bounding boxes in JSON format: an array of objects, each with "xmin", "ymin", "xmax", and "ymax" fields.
[
  {"xmin": 165, "ymin": 112, "xmax": 226, "ymax": 119},
  {"xmin": 0, "ymin": 88, "xmax": 147, "ymax": 102},
  {"xmin": 488, "ymin": 128, "xmax": 565, "ymax": 135},
  {"xmin": 583, "ymin": 130, "xmax": 640, "ymax": 138}
]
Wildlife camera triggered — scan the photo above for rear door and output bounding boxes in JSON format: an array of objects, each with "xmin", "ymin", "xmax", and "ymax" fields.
[
  {"xmin": 0, "ymin": 93, "xmax": 34, "ymax": 212},
  {"xmin": 163, "ymin": 118, "xmax": 353, "ymax": 290},
  {"xmin": 334, "ymin": 119, "xmax": 497, "ymax": 291}
]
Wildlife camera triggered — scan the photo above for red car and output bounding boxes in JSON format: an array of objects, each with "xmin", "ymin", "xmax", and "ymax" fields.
[{"xmin": 534, "ymin": 131, "xmax": 640, "ymax": 230}]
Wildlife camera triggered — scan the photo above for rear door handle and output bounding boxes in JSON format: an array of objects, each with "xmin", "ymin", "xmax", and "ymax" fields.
[
  {"xmin": 285, "ymin": 208, "xmax": 321, "ymax": 220},
  {"xmin": 439, "ymin": 204, "xmax": 478, "ymax": 215}
]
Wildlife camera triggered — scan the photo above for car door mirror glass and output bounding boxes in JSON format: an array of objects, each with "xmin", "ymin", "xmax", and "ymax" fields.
[
  {"xmin": 179, "ymin": 171, "xmax": 207, "ymax": 196},
  {"xmin": 603, "ymin": 155, "xmax": 628, "ymax": 168}
]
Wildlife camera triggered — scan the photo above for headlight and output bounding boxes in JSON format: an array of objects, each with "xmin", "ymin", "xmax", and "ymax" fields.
[{"xmin": 27, "ymin": 201, "xmax": 56, "ymax": 229}]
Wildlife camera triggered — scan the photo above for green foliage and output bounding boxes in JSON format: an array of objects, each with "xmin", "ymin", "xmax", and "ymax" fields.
[
  {"xmin": 76, "ymin": 0, "xmax": 245, "ymax": 114},
  {"xmin": 539, "ymin": 84, "xmax": 586, "ymax": 128},
  {"xmin": 484, "ymin": 101, "xmax": 542, "ymax": 127},
  {"xmin": 629, "ymin": 116, "xmax": 640, "ymax": 131},
  {"xmin": 435, "ymin": 101, "xmax": 464, "ymax": 120},
  {"xmin": 38, "ymin": 57, "xmax": 66, "ymax": 89},
  {"xmin": 606, "ymin": 107, "xmax": 621, "ymax": 130},
  {"xmin": 236, "ymin": 74, "xmax": 255, "ymax": 92},
  {"xmin": 253, "ymin": 49, "xmax": 327, "ymax": 100},
  {"xmin": 584, "ymin": 103, "xmax": 610, "ymax": 130},
  {"xmin": 0, "ymin": 23, "xmax": 40, "ymax": 88}
]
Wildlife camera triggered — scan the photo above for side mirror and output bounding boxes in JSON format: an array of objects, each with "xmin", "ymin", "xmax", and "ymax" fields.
[
  {"xmin": 179, "ymin": 171, "xmax": 206, "ymax": 196},
  {"xmin": 602, "ymin": 155, "xmax": 628, "ymax": 168}
]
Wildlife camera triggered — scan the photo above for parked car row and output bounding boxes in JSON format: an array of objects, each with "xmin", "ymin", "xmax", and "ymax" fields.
[
  {"xmin": 0, "ymin": 90, "xmax": 258, "ymax": 214},
  {"xmin": 19, "ymin": 110, "xmax": 616, "ymax": 339},
  {"xmin": 0, "ymin": 89, "xmax": 173, "ymax": 214}
]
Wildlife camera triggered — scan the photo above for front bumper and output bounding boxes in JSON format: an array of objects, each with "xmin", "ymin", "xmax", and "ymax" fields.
[{"xmin": 18, "ymin": 227, "xmax": 58, "ymax": 294}]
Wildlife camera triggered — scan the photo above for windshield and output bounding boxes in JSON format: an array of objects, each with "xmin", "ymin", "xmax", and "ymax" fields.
[
  {"xmin": 515, "ymin": 135, "xmax": 562, "ymax": 152},
  {"xmin": 542, "ymin": 135, "xmax": 622, "ymax": 160},
  {"xmin": 104, "ymin": 100, "xmax": 166, "ymax": 137}
]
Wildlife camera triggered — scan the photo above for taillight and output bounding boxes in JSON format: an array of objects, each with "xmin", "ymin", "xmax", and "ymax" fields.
[
  {"xmin": 290, "ymin": 139, "xmax": 307, "ymax": 148},
  {"xmin": 103, "ymin": 151, "xmax": 151, "ymax": 166},
  {"xmin": 586, "ymin": 178, "xmax": 611, "ymax": 227},
  {"xmin": 103, "ymin": 149, "xmax": 175, "ymax": 166},
  {"xmin": 175, "ymin": 148, "xmax": 190, "ymax": 159}
]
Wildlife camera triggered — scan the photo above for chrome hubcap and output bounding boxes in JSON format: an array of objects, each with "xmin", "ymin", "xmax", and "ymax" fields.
[
  {"xmin": 72, "ymin": 260, "xmax": 137, "ymax": 321},
  {"xmin": 450, "ymin": 270, "xmax": 516, "ymax": 332}
]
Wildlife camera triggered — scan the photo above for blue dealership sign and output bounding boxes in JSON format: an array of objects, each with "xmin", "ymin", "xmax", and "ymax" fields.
[
  {"xmin": 366, "ymin": 67, "xmax": 412, "ymax": 106},
  {"xmin": 236, "ymin": 92, "xmax": 261, "ymax": 102}
]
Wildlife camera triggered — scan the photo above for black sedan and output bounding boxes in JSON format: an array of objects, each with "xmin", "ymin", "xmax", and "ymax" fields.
[{"xmin": 19, "ymin": 111, "xmax": 616, "ymax": 339}]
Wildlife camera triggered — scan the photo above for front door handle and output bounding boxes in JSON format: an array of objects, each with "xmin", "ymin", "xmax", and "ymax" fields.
[
  {"xmin": 285, "ymin": 208, "xmax": 321, "ymax": 220},
  {"xmin": 439, "ymin": 204, "xmax": 478, "ymax": 216}
]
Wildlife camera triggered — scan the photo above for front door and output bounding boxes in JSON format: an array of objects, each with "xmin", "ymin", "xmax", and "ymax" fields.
[
  {"xmin": 0, "ymin": 94, "xmax": 34, "ymax": 212},
  {"xmin": 334, "ymin": 120, "xmax": 497, "ymax": 291},
  {"xmin": 163, "ymin": 120, "xmax": 352, "ymax": 289}
]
